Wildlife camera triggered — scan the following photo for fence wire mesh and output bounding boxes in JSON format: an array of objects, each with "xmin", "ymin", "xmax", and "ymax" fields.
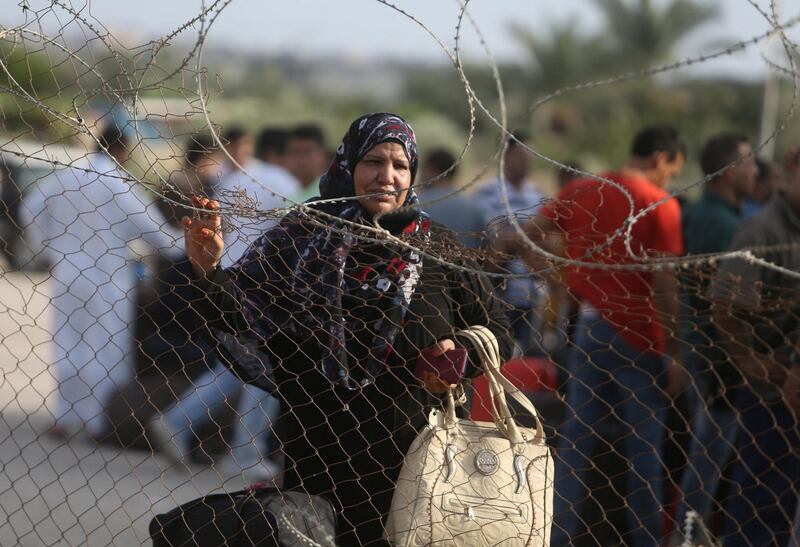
[{"xmin": 1, "ymin": 1, "xmax": 800, "ymax": 546}]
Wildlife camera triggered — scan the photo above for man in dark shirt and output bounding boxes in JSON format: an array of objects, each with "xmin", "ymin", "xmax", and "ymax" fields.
[
  {"xmin": 676, "ymin": 134, "xmax": 757, "ymax": 539},
  {"xmin": 683, "ymin": 134, "xmax": 756, "ymax": 256},
  {"xmin": 417, "ymin": 148, "xmax": 484, "ymax": 248},
  {"xmin": 742, "ymin": 157, "xmax": 783, "ymax": 219},
  {"xmin": 710, "ymin": 146, "xmax": 800, "ymax": 547}
]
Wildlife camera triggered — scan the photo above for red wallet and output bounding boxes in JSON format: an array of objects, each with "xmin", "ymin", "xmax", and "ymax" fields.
[{"xmin": 414, "ymin": 347, "xmax": 468, "ymax": 385}]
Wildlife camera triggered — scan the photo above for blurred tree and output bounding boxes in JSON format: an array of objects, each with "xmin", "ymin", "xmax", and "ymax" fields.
[
  {"xmin": 594, "ymin": 0, "xmax": 719, "ymax": 68},
  {"xmin": 511, "ymin": 20, "xmax": 613, "ymax": 91},
  {"xmin": 508, "ymin": 0, "xmax": 727, "ymax": 171},
  {"xmin": 0, "ymin": 39, "xmax": 73, "ymax": 137},
  {"xmin": 0, "ymin": 40, "xmax": 60, "ymax": 97},
  {"xmin": 403, "ymin": 63, "xmax": 528, "ymax": 132}
]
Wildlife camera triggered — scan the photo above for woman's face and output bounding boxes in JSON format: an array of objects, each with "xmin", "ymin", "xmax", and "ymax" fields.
[{"xmin": 353, "ymin": 141, "xmax": 412, "ymax": 215}]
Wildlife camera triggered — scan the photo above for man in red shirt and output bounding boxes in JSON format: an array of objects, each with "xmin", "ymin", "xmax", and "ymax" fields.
[{"xmin": 525, "ymin": 125, "xmax": 686, "ymax": 546}]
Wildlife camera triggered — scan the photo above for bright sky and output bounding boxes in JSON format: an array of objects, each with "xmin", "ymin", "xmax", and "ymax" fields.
[{"xmin": 11, "ymin": 1, "xmax": 798, "ymax": 79}]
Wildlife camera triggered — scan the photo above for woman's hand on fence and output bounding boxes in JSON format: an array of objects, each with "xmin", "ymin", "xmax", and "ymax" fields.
[{"xmin": 183, "ymin": 196, "xmax": 224, "ymax": 278}]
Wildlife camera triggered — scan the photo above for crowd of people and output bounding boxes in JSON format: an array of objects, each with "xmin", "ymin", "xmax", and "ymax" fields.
[{"xmin": 13, "ymin": 111, "xmax": 800, "ymax": 546}]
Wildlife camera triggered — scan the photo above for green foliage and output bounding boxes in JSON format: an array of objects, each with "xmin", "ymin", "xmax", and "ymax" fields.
[
  {"xmin": 593, "ymin": 0, "xmax": 720, "ymax": 68},
  {"xmin": 510, "ymin": 20, "xmax": 613, "ymax": 91},
  {"xmin": 0, "ymin": 40, "xmax": 60, "ymax": 97},
  {"xmin": 0, "ymin": 39, "xmax": 77, "ymax": 137},
  {"xmin": 502, "ymin": 0, "xmax": 779, "ymax": 180}
]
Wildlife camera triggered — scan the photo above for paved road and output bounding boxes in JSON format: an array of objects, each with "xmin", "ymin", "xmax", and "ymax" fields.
[{"xmin": 0, "ymin": 271, "xmax": 256, "ymax": 546}]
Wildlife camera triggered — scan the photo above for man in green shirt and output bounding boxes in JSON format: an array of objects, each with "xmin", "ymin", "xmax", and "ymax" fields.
[
  {"xmin": 709, "ymin": 145, "xmax": 800, "ymax": 546},
  {"xmin": 676, "ymin": 133, "xmax": 757, "ymax": 541}
]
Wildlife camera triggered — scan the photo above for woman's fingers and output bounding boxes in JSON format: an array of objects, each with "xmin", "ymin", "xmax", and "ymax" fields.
[
  {"xmin": 183, "ymin": 216, "xmax": 210, "ymax": 236},
  {"xmin": 430, "ymin": 338, "xmax": 456, "ymax": 356},
  {"xmin": 195, "ymin": 196, "xmax": 218, "ymax": 211},
  {"xmin": 191, "ymin": 196, "xmax": 221, "ymax": 214},
  {"xmin": 417, "ymin": 340, "xmax": 459, "ymax": 392},
  {"xmin": 184, "ymin": 197, "xmax": 224, "ymax": 275},
  {"xmin": 183, "ymin": 216, "xmax": 221, "ymax": 245},
  {"xmin": 420, "ymin": 371, "xmax": 457, "ymax": 393},
  {"xmin": 191, "ymin": 195, "xmax": 207, "ymax": 211},
  {"xmin": 188, "ymin": 196, "xmax": 222, "ymax": 234}
]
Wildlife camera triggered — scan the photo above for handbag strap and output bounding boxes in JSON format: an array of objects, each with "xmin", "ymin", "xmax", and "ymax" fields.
[
  {"xmin": 459, "ymin": 327, "xmax": 526, "ymax": 445},
  {"xmin": 457, "ymin": 326, "xmax": 545, "ymax": 445}
]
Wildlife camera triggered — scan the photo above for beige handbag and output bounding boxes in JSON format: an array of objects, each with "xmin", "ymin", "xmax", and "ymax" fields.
[{"xmin": 386, "ymin": 326, "xmax": 553, "ymax": 546}]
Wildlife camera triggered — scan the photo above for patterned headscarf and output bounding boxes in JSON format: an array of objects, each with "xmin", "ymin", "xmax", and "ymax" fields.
[
  {"xmin": 222, "ymin": 113, "xmax": 429, "ymax": 390},
  {"xmin": 319, "ymin": 111, "xmax": 418, "ymax": 200}
]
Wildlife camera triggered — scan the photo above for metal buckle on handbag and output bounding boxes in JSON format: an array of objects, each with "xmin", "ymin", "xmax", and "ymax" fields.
[{"xmin": 474, "ymin": 449, "xmax": 499, "ymax": 476}]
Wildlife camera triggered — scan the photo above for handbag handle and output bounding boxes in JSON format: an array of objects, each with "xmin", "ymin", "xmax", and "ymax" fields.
[
  {"xmin": 458, "ymin": 327, "xmax": 528, "ymax": 446},
  {"xmin": 457, "ymin": 326, "xmax": 545, "ymax": 446}
]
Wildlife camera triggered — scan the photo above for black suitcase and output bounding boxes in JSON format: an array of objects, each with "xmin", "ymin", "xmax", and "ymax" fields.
[{"xmin": 149, "ymin": 485, "xmax": 336, "ymax": 547}]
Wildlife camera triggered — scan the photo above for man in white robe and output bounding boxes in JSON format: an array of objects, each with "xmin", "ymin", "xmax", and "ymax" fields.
[{"xmin": 21, "ymin": 127, "xmax": 179, "ymax": 438}]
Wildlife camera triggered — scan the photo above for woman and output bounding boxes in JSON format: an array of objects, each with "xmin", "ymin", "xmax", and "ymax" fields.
[{"xmin": 183, "ymin": 112, "xmax": 513, "ymax": 545}]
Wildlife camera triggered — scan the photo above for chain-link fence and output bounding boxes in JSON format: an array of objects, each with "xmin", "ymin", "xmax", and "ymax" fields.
[{"xmin": 2, "ymin": 2, "xmax": 800, "ymax": 546}]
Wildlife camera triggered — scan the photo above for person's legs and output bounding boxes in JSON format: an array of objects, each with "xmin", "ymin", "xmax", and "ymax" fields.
[
  {"xmin": 722, "ymin": 389, "xmax": 800, "ymax": 547},
  {"xmin": 551, "ymin": 311, "xmax": 619, "ymax": 545},
  {"xmin": 49, "ymin": 267, "xmax": 93, "ymax": 433},
  {"xmin": 227, "ymin": 383, "xmax": 280, "ymax": 471},
  {"xmin": 156, "ymin": 361, "xmax": 243, "ymax": 452},
  {"xmin": 614, "ymin": 346, "xmax": 668, "ymax": 547},
  {"xmin": 676, "ymin": 397, "xmax": 739, "ymax": 537},
  {"xmin": 70, "ymin": 274, "xmax": 135, "ymax": 438},
  {"xmin": 76, "ymin": 276, "xmax": 136, "ymax": 438},
  {"xmin": 52, "ymin": 266, "xmax": 126, "ymax": 437}
]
